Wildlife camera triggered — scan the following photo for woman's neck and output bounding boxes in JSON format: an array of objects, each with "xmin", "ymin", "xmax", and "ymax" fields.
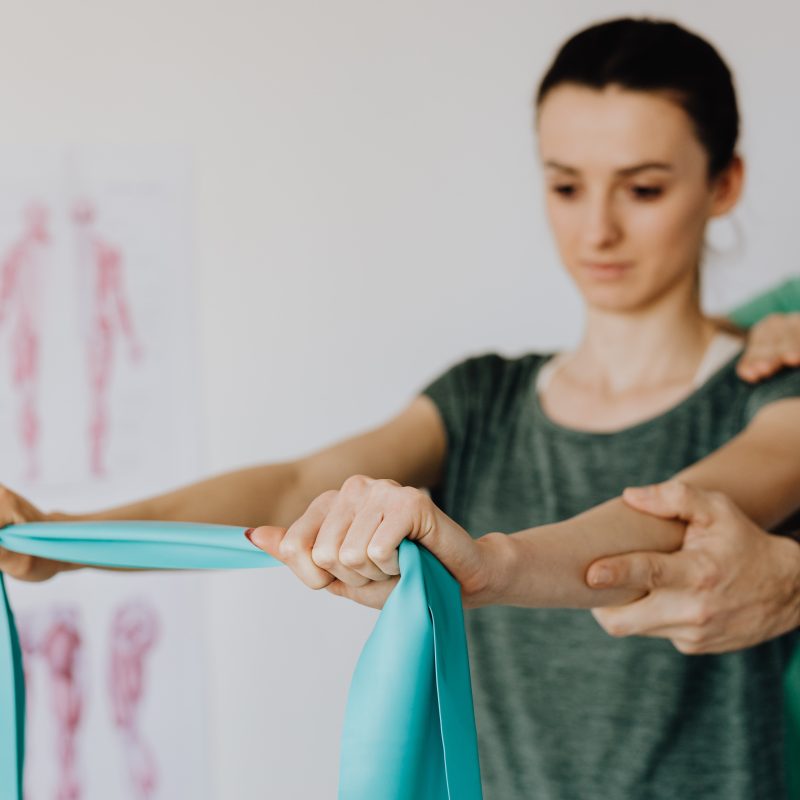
[{"xmin": 567, "ymin": 293, "xmax": 721, "ymax": 396}]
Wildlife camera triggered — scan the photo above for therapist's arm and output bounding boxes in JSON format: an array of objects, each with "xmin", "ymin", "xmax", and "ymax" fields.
[
  {"xmin": 492, "ymin": 398, "xmax": 800, "ymax": 609},
  {"xmin": 585, "ymin": 482, "xmax": 800, "ymax": 653}
]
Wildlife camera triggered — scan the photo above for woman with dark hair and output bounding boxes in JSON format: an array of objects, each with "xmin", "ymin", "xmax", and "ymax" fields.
[
  {"xmin": 238, "ymin": 17, "xmax": 800, "ymax": 798},
  {"xmin": 2, "ymin": 15, "xmax": 800, "ymax": 800}
]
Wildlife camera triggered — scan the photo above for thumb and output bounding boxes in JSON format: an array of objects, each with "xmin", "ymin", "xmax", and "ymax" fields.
[
  {"xmin": 244, "ymin": 526, "xmax": 287, "ymax": 561},
  {"xmin": 586, "ymin": 550, "xmax": 677, "ymax": 591},
  {"xmin": 622, "ymin": 480, "xmax": 713, "ymax": 525}
]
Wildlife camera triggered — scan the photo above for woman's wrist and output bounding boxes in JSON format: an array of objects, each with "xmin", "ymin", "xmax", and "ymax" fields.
[{"xmin": 462, "ymin": 531, "xmax": 519, "ymax": 609}]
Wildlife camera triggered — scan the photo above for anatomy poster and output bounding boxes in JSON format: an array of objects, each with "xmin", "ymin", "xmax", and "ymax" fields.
[{"xmin": 0, "ymin": 147, "xmax": 212, "ymax": 799}]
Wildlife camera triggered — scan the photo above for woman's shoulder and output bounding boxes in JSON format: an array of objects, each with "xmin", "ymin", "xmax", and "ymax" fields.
[
  {"xmin": 419, "ymin": 350, "xmax": 552, "ymax": 427},
  {"xmin": 737, "ymin": 362, "xmax": 800, "ymax": 424},
  {"xmin": 423, "ymin": 350, "xmax": 552, "ymax": 394}
]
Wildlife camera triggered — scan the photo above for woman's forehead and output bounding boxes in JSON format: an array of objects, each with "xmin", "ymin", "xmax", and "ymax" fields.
[{"xmin": 536, "ymin": 84, "xmax": 705, "ymax": 174}]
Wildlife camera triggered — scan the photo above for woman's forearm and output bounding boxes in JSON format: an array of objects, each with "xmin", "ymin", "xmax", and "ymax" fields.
[
  {"xmin": 482, "ymin": 397, "xmax": 800, "ymax": 610},
  {"xmin": 51, "ymin": 461, "xmax": 304, "ymax": 528},
  {"xmin": 486, "ymin": 497, "xmax": 684, "ymax": 608}
]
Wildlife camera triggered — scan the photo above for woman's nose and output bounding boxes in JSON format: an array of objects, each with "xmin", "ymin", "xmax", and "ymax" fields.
[{"xmin": 583, "ymin": 196, "xmax": 622, "ymax": 249}]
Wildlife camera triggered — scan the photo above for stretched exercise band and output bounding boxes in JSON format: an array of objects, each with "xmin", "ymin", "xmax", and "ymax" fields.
[{"xmin": 0, "ymin": 521, "xmax": 482, "ymax": 800}]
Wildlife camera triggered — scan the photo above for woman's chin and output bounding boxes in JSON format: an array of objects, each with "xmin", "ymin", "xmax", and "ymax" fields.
[{"xmin": 577, "ymin": 283, "xmax": 660, "ymax": 314}]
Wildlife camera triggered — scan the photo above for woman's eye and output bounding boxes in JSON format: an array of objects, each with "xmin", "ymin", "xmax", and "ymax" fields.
[
  {"xmin": 551, "ymin": 185, "xmax": 577, "ymax": 198},
  {"xmin": 631, "ymin": 185, "xmax": 663, "ymax": 199}
]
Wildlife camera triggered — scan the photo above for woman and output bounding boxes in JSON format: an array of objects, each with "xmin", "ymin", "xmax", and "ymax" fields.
[
  {"xmin": 1, "ymin": 16, "xmax": 800, "ymax": 800},
  {"xmin": 241, "ymin": 18, "xmax": 800, "ymax": 799}
]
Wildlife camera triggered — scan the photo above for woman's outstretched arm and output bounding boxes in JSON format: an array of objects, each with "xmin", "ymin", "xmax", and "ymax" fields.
[
  {"xmin": 0, "ymin": 395, "xmax": 446, "ymax": 581},
  {"xmin": 246, "ymin": 396, "xmax": 800, "ymax": 615}
]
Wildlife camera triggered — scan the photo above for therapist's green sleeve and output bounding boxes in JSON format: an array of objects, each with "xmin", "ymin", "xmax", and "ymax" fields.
[{"xmin": 728, "ymin": 276, "xmax": 800, "ymax": 328}]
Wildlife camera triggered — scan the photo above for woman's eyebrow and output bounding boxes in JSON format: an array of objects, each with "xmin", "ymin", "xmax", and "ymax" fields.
[{"xmin": 543, "ymin": 160, "xmax": 674, "ymax": 176}]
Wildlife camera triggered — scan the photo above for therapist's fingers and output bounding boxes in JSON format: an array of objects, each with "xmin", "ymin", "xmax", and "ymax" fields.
[
  {"xmin": 591, "ymin": 590, "xmax": 688, "ymax": 638},
  {"xmin": 620, "ymin": 480, "xmax": 718, "ymax": 525},
  {"xmin": 737, "ymin": 312, "xmax": 800, "ymax": 382},
  {"xmin": 587, "ymin": 549, "xmax": 695, "ymax": 593},
  {"xmin": 593, "ymin": 606, "xmax": 733, "ymax": 655}
]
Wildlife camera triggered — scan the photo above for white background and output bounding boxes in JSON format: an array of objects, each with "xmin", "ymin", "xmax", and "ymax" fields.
[{"xmin": 1, "ymin": 1, "xmax": 799, "ymax": 797}]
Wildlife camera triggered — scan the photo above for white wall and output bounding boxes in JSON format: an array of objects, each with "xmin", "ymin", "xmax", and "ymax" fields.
[{"xmin": 2, "ymin": 1, "xmax": 798, "ymax": 797}]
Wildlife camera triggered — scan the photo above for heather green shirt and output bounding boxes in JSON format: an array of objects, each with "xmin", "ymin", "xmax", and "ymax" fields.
[{"xmin": 422, "ymin": 352, "xmax": 800, "ymax": 800}]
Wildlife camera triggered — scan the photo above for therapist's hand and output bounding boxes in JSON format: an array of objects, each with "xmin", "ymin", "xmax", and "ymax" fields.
[
  {"xmin": 737, "ymin": 312, "xmax": 800, "ymax": 382},
  {"xmin": 244, "ymin": 475, "xmax": 507, "ymax": 610},
  {"xmin": 0, "ymin": 484, "xmax": 75, "ymax": 582},
  {"xmin": 586, "ymin": 481, "xmax": 800, "ymax": 654}
]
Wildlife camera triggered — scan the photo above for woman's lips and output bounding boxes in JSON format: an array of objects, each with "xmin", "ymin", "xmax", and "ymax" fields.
[{"xmin": 580, "ymin": 261, "xmax": 633, "ymax": 279}]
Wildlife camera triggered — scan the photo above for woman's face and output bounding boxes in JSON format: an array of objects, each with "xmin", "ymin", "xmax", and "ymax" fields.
[{"xmin": 536, "ymin": 83, "xmax": 741, "ymax": 313}]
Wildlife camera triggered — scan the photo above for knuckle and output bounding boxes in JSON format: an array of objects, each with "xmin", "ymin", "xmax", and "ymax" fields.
[
  {"xmin": 645, "ymin": 556, "xmax": 664, "ymax": 588},
  {"xmin": 693, "ymin": 557, "xmax": 720, "ymax": 592},
  {"xmin": 341, "ymin": 475, "xmax": 370, "ymax": 494},
  {"xmin": 367, "ymin": 543, "xmax": 392, "ymax": 564},
  {"xmin": 338, "ymin": 548, "xmax": 365, "ymax": 569},
  {"xmin": 310, "ymin": 547, "xmax": 337, "ymax": 570},
  {"xmin": 277, "ymin": 538, "xmax": 302, "ymax": 562},
  {"xmin": 688, "ymin": 601, "xmax": 713, "ymax": 627}
]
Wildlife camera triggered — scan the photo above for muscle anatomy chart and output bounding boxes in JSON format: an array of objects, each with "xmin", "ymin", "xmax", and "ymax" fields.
[
  {"xmin": 109, "ymin": 602, "xmax": 160, "ymax": 800},
  {"xmin": 40, "ymin": 609, "xmax": 85, "ymax": 800},
  {"xmin": 72, "ymin": 200, "xmax": 144, "ymax": 478},
  {"xmin": 1, "ymin": 149, "xmax": 210, "ymax": 800},
  {"xmin": 18, "ymin": 607, "xmax": 85, "ymax": 800},
  {"xmin": 0, "ymin": 204, "xmax": 49, "ymax": 482}
]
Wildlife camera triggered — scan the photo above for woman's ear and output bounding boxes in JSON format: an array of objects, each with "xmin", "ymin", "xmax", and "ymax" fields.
[{"xmin": 709, "ymin": 154, "xmax": 745, "ymax": 218}]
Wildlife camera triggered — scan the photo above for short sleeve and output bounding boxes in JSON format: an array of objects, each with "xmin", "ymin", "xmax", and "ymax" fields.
[
  {"xmin": 419, "ymin": 353, "xmax": 500, "ymax": 455},
  {"xmin": 743, "ymin": 365, "xmax": 800, "ymax": 424}
]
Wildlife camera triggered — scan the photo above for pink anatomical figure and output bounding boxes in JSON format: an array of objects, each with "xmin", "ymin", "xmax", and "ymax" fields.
[
  {"xmin": 40, "ymin": 609, "xmax": 84, "ymax": 800},
  {"xmin": 0, "ymin": 204, "xmax": 49, "ymax": 482},
  {"xmin": 72, "ymin": 200, "xmax": 143, "ymax": 478},
  {"xmin": 109, "ymin": 602, "xmax": 160, "ymax": 799}
]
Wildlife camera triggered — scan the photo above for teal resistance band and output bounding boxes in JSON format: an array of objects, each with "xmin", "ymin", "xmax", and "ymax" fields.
[{"xmin": 0, "ymin": 521, "xmax": 482, "ymax": 800}]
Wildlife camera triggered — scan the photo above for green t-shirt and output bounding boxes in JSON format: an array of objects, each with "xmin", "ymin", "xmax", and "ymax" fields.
[{"xmin": 422, "ymin": 352, "xmax": 800, "ymax": 800}]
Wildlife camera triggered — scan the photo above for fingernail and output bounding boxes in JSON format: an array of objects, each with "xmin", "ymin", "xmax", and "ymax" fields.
[
  {"xmin": 590, "ymin": 567, "xmax": 612, "ymax": 587},
  {"xmin": 243, "ymin": 528, "xmax": 257, "ymax": 546}
]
